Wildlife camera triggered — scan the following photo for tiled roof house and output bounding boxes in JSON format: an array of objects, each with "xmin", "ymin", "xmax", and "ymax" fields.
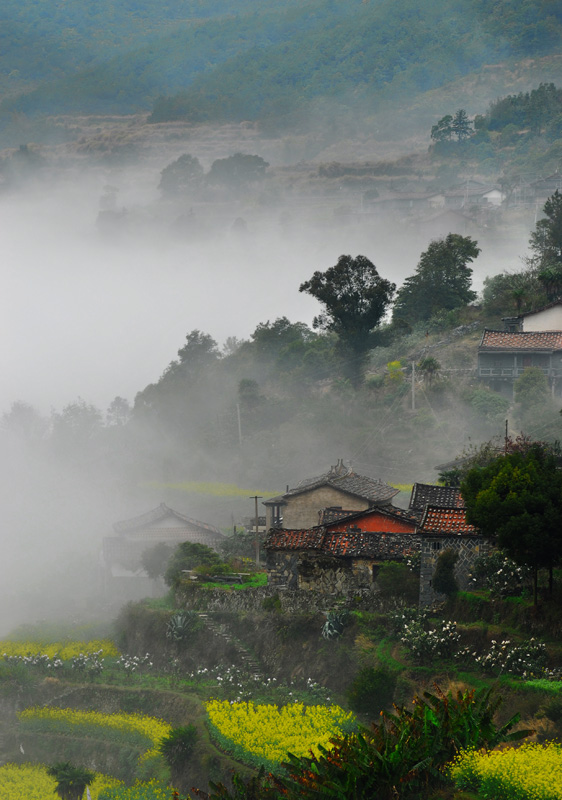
[
  {"xmin": 478, "ymin": 300, "xmax": 562, "ymax": 397},
  {"xmin": 265, "ymin": 504, "xmax": 419, "ymax": 592},
  {"xmin": 409, "ymin": 483, "xmax": 464, "ymax": 517},
  {"xmin": 103, "ymin": 503, "xmax": 224, "ymax": 593},
  {"xmin": 263, "ymin": 460, "xmax": 399, "ymax": 529},
  {"xmin": 265, "ymin": 482, "xmax": 491, "ymax": 605}
]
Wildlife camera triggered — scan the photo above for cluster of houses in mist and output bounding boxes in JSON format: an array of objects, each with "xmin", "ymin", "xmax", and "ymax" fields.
[
  {"xmin": 357, "ymin": 172, "xmax": 562, "ymax": 239},
  {"xmin": 102, "ymin": 461, "xmax": 488, "ymax": 608},
  {"xmin": 102, "ymin": 297, "xmax": 562, "ymax": 606}
]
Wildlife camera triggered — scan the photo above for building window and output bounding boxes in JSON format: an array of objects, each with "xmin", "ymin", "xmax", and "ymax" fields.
[{"xmin": 431, "ymin": 541, "xmax": 441, "ymax": 551}]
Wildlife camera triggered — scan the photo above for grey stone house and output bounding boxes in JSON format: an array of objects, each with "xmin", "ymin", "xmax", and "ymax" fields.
[
  {"xmin": 418, "ymin": 505, "xmax": 491, "ymax": 606},
  {"xmin": 265, "ymin": 526, "xmax": 420, "ymax": 593},
  {"xmin": 265, "ymin": 484, "xmax": 490, "ymax": 606}
]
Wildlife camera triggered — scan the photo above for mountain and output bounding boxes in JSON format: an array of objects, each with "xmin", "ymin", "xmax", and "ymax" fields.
[
  {"xmin": 1, "ymin": 0, "xmax": 561, "ymax": 125},
  {"xmin": 0, "ymin": 0, "xmax": 561, "ymax": 141}
]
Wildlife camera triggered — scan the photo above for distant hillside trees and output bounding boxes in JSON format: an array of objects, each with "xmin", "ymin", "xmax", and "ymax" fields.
[
  {"xmin": 431, "ymin": 109, "xmax": 473, "ymax": 142},
  {"xmin": 299, "ymin": 254, "xmax": 395, "ymax": 386},
  {"xmin": 158, "ymin": 152, "xmax": 268, "ymax": 198},
  {"xmin": 393, "ymin": 234, "xmax": 480, "ymax": 325},
  {"xmin": 530, "ymin": 191, "xmax": 562, "ymax": 300},
  {"xmin": 207, "ymin": 153, "xmax": 269, "ymax": 187},
  {"xmin": 159, "ymin": 154, "xmax": 204, "ymax": 197},
  {"xmin": 481, "ymin": 83, "xmax": 562, "ymax": 135}
]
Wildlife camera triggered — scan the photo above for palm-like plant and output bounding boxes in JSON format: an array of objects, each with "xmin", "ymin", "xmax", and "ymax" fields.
[
  {"xmin": 160, "ymin": 725, "xmax": 199, "ymax": 786},
  {"xmin": 46, "ymin": 762, "xmax": 95, "ymax": 800}
]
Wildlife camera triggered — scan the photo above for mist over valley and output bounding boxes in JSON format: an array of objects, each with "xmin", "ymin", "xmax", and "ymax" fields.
[{"xmin": 1, "ymin": 4, "xmax": 562, "ymax": 796}]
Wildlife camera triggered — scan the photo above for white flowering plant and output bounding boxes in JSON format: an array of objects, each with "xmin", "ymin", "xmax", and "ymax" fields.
[
  {"xmin": 391, "ymin": 607, "xmax": 461, "ymax": 664},
  {"xmin": 471, "ymin": 551, "xmax": 532, "ymax": 598},
  {"xmin": 456, "ymin": 637, "xmax": 549, "ymax": 677}
]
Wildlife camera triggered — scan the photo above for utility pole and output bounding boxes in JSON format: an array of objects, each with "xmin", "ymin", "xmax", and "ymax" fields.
[
  {"xmin": 249, "ymin": 495, "xmax": 263, "ymax": 567},
  {"xmin": 236, "ymin": 403, "xmax": 242, "ymax": 446}
]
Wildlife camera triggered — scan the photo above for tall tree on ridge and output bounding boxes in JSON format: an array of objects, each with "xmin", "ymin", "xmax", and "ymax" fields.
[
  {"xmin": 393, "ymin": 234, "xmax": 480, "ymax": 325},
  {"xmin": 299, "ymin": 254, "xmax": 395, "ymax": 386}
]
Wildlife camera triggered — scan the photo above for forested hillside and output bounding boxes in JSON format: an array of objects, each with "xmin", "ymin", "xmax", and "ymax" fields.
[{"xmin": 2, "ymin": 0, "xmax": 562, "ymax": 124}]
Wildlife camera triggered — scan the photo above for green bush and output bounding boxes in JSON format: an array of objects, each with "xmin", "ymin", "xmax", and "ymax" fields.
[
  {"xmin": 376, "ymin": 561, "xmax": 419, "ymax": 603},
  {"xmin": 433, "ymin": 549, "xmax": 459, "ymax": 596},
  {"xmin": 346, "ymin": 666, "xmax": 396, "ymax": 718},
  {"xmin": 262, "ymin": 594, "xmax": 282, "ymax": 612},
  {"xmin": 164, "ymin": 542, "xmax": 227, "ymax": 587}
]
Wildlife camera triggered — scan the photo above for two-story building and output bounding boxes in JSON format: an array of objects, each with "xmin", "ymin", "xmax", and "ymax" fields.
[{"xmin": 478, "ymin": 300, "xmax": 562, "ymax": 397}]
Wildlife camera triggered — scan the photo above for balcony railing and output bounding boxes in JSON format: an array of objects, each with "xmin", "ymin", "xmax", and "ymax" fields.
[{"xmin": 479, "ymin": 367, "xmax": 554, "ymax": 378}]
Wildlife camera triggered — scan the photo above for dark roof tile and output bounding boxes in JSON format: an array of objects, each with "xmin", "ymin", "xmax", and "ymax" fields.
[{"xmin": 409, "ymin": 483, "xmax": 464, "ymax": 513}]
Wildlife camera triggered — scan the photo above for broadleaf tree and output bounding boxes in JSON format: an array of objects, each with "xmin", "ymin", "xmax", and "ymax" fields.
[
  {"xmin": 393, "ymin": 234, "xmax": 480, "ymax": 325},
  {"xmin": 461, "ymin": 443, "xmax": 562, "ymax": 603},
  {"xmin": 299, "ymin": 254, "xmax": 395, "ymax": 385}
]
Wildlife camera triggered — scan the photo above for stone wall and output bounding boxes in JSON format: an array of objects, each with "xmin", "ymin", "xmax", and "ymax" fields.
[
  {"xmin": 419, "ymin": 535, "xmax": 492, "ymax": 607},
  {"xmin": 298, "ymin": 553, "xmax": 373, "ymax": 592},
  {"xmin": 266, "ymin": 550, "xmax": 299, "ymax": 588},
  {"xmin": 176, "ymin": 584, "xmax": 389, "ymax": 614},
  {"xmin": 266, "ymin": 532, "xmax": 421, "ymax": 594}
]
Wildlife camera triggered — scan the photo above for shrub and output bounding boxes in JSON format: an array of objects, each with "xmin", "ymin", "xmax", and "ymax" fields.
[
  {"xmin": 46, "ymin": 762, "xmax": 95, "ymax": 800},
  {"xmin": 456, "ymin": 636, "xmax": 548, "ymax": 677},
  {"xmin": 262, "ymin": 594, "xmax": 281, "ymax": 612},
  {"xmin": 377, "ymin": 561, "xmax": 419, "ymax": 603},
  {"xmin": 164, "ymin": 542, "xmax": 226, "ymax": 587},
  {"xmin": 321, "ymin": 610, "xmax": 349, "ymax": 640},
  {"xmin": 394, "ymin": 607, "xmax": 461, "ymax": 664},
  {"xmin": 472, "ymin": 550, "xmax": 532, "ymax": 597},
  {"xmin": 433, "ymin": 549, "xmax": 459, "ymax": 596},
  {"xmin": 346, "ymin": 666, "xmax": 396, "ymax": 718},
  {"xmin": 159, "ymin": 725, "xmax": 198, "ymax": 785}
]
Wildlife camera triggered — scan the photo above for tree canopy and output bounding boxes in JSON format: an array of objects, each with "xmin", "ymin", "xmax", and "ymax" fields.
[
  {"xmin": 165, "ymin": 542, "xmax": 225, "ymax": 587},
  {"xmin": 530, "ymin": 191, "xmax": 562, "ymax": 300},
  {"xmin": 461, "ymin": 444, "xmax": 562, "ymax": 603},
  {"xmin": 299, "ymin": 254, "xmax": 395, "ymax": 384},
  {"xmin": 393, "ymin": 234, "xmax": 480, "ymax": 325},
  {"xmin": 159, "ymin": 154, "xmax": 204, "ymax": 196},
  {"xmin": 431, "ymin": 109, "xmax": 473, "ymax": 142}
]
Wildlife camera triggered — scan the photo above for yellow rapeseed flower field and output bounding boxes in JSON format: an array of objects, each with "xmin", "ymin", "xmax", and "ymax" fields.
[
  {"xmin": 0, "ymin": 639, "xmax": 119, "ymax": 659},
  {"xmin": 18, "ymin": 707, "xmax": 171, "ymax": 761},
  {"xmin": 97, "ymin": 778, "xmax": 176, "ymax": 799},
  {"xmin": 0, "ymin": 763, "xmax": 120, "ymax": 800},
  {"xmin": 206, "ymin": 700, "xmax": 355, "ymax": 763},
  {"xmin": 450, "ymin": 742, "xmax": 562, "ymax": 800}
]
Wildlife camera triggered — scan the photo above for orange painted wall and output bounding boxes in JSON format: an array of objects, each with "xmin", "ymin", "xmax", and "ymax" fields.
[{"xmin": 327, "ymin": 511, "xmax": 415, "ymax": 534}]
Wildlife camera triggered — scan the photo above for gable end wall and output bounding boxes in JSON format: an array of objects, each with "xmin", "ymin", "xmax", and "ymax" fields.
[{"xmin": 282, "ymin": 487, "xmax": 370, "ymax": 529}]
